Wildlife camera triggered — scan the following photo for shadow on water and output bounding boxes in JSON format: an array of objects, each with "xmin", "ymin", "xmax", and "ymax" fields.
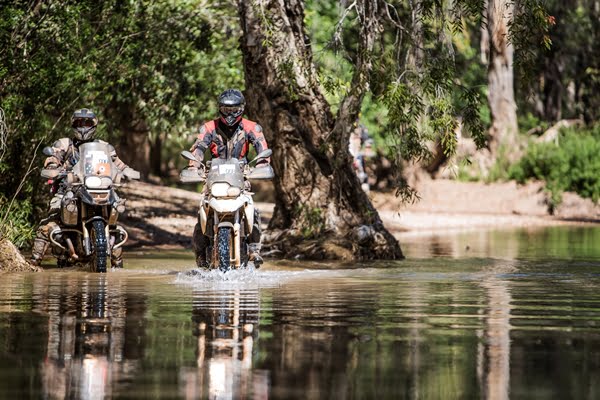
[{"xmin": 1, "ymin": 225, "xmax": 600, "ymax": 398}]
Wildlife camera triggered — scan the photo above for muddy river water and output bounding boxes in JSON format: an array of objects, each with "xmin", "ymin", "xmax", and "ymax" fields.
[{"xmin": 1, "ymin": 226, "xmax": 599, "ymax": 399}]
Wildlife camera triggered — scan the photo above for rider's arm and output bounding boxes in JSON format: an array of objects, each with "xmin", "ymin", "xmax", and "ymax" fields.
[
  {"xmin": 189, "ymin": 123, "xmax": 214, "ymax": 167},
  {"xmin": 247, "ymin": 124, "xmax": 270, "ymax": 165},
  {"xmin": 107, "ymin": 144, "xmax": 129, "ymax": 171},
  {"xmin": 43, "ymin": 139, "xmax": 68, "ymax": 169}
]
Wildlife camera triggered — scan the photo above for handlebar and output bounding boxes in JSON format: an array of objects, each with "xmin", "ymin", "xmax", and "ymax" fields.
[{"xmin": 179, "ymin": 162, "xmax": 274, "ymax": 183}]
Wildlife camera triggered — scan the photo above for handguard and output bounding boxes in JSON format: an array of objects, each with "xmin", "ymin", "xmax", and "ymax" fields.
[
  {"xmin": 180, "ymin": 168, "xmax": 205, "ymax": 183},
  {"xmin": 123, "ymin": 167, "xmax": 141, "ymax": 180},
  {"xmin": 41, "ymin": 169, "xmax": 60, "ymax": 179},
  {"xmin": 247, "ymin": 164, "xmax": 274, "ymax": 180}
]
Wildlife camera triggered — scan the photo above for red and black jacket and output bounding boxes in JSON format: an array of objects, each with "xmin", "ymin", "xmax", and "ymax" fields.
[{"xmin": 190, "ymin": 118, "xmax": 270, "ymax": 164}]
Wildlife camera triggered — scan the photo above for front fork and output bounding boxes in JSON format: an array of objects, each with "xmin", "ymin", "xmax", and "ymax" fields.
[
  {"xmin": 82, "ymin": 202, "xmax": 126, "ymax": 257},
  {"xmin": 212, "ymin": 210, "xmax": 242, "ymax": 268}
]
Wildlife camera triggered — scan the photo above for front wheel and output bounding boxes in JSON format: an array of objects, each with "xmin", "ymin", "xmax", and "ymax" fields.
[
  {"xmin": 90, "ymin": 220, "xmax": 108, "ymax": 273},
  {"xmin": 217, "ymin": 227, "xmax": 231, "ymax": 272}
]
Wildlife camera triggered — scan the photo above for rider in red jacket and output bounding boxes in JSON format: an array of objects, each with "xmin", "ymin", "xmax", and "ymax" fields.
[{"xmin": 189, "ymin": 89, "xmax": 270, "ymax": 268}]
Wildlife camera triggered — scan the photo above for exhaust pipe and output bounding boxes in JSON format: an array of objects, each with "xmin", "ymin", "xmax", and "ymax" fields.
[
  {"xmin": 111, "ymin": 225, "xmax": 129, "ymax": 249},
  {"xmin": 49, "ymin": 227, "xmax": 79, "ymax": 260}
]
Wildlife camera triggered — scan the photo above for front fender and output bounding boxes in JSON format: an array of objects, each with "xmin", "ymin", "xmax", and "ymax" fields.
[
  {"xmin": 79, "ymin": 188, "xmax": 116, "ymax": 206},
  {"xmin": 208, "ymin": 197, "xmax": 246, "ymax": 214},
  {"xmin": 244, "ymin": 201, "xmax": 254, "ymax": 234}
]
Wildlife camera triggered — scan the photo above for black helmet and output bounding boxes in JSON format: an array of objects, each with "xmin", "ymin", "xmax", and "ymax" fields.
[
  {"xmin": 71, "ymin": 108, "xmax": 98, "ymax": 142},
  {"xmin": 218, "ymin": 89, "xmax": 245, "ymax": 127}
]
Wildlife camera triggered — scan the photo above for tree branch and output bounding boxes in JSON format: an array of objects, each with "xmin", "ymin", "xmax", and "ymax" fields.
[{"xmin": 328, "ymin": 0, "xmax": 382, "ymax": 158}]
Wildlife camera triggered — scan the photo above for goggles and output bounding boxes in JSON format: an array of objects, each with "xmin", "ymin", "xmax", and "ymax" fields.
[
  {"xmin": 219, "ymin": 105, "xmax": 243, "ymax": 116},
  {"xmin": 73, "ymin": 118, "xmax": 96, "ymax": 128}
]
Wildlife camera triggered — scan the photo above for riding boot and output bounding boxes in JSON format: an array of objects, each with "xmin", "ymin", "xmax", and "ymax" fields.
[
  {"xmin": 30, "ymin": 238, "xmax": 49, "ymax": 266},
  {"xmin": 111, "ymin": 247, "xmax": 123, "ymax": 268},
  {"xmin": 193, "ymin": 223, "xmax": 210, "ymax": 269},
  {"xmin": 248, "ymin": 243, "xmax": 263, "ymax": 268}
]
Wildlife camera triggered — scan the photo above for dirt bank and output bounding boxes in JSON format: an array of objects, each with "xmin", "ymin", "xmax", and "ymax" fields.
[{"xmin": 118, "ymin": 177, "xmax": 599, "ymax": 250}]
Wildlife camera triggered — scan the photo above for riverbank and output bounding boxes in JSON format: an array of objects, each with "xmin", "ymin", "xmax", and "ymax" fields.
[{"xmin": 119, "ymin": 178, "xmax": 600, "ymax": 249}]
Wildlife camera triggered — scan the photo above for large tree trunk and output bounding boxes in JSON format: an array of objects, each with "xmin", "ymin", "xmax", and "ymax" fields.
[
  {"xmin": 238, "ymin": 0, "xmax": 402, "ymax": 260},
  {"xmin": 485, "ymin": 0, "xmax": 519, "ymax": 156},
  {"xmin": 114, "ymin": 105, "xmax": 152, "ymax": 178}
]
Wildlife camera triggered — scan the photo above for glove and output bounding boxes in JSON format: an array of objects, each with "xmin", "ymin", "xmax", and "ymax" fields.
[
  {"xmin": 69, "ymin": 153, "xmax": 80, "ymax": 166},
  {"xmin": 256, "ymin": 162, "xmax": 270, "ymax": 168},
  {"xmin": 123, "ymin": 167, "xmax": 141, "ymax": 180}
]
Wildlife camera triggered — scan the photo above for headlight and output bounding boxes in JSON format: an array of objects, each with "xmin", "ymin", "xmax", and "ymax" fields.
[
  {"xmin": 211, "ymin": 183, "xmax": 230, "ymax": 197},
  {"xmin": 85, "ymin": 176, "xmax": 103, "ymax": 188},
  {"xmin": 227, "ymin": 187, "xmax": 241, "ymax": 197}
]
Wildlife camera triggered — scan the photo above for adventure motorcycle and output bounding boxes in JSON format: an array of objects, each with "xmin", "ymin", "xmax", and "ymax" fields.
[
  {"xmin": 180, "ymin": 149, "xmax": 273, "ymax": 271},
  {"xmin": 40, "ymin": 142, "xmax": 140, "ymax": 272}
]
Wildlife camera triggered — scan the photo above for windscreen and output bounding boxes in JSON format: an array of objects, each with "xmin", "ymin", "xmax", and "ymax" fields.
[{"xmin": 77, "ymin": 142, "xmax": 114, "ymax": 178}]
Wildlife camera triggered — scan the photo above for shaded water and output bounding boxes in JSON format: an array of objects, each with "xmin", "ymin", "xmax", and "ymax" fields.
[{"xmin": 1, "ymin": 226, "xmax": 599, "ymax": 399}]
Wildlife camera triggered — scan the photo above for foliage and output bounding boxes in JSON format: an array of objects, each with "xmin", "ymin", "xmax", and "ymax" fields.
[
  {"xmin": 516, "ymin": 0, "xmax": 599, "ymax": 123},
  {"xmin": 0, "ymin": 195, "xmax": 35, "ymax": 248},
  {"xmin": 0, "ymin": 0, "xmax": 243, "ymax": 247},
  {"xmin": 295, "ymin": 204, "xmax": 326, "ymax": 239},
  {"xmin": 509, "ymin": 126, "xmax": 600, "ymax": 207}
]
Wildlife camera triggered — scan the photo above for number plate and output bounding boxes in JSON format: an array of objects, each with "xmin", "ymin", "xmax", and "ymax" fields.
[{"xmin": 218, "ymin": 164, "xmax": 236, "ymax": 174}]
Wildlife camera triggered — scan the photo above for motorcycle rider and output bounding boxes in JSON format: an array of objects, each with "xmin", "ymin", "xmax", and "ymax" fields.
[
  {"xmin": 349, "ymin": 119, "xmax": 373, "ymax": 192},
  {"xmin": 187, "ymin": 89, "xmax": 270, "ymax": 268},
  {"xmin": 30, "ymin": 108, "xmax": 132, "ymax": 267}
]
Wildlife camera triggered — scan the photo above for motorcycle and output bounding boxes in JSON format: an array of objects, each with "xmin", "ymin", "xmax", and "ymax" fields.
[
  {"xmin": 179, "ymin": 149, "xmax": 273, "ymax": 271},
  {"xmin": 40, "ymin": 142, "xmax": 140, "ymax": 272}
]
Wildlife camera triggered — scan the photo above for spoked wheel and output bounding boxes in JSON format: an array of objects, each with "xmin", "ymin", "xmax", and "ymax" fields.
[
  {"xmin": 90, "ymin": 220, "xmax": 108, "ymax": 273},
  {"xmin": 217, "ymin": 226, "xmax": 232, "ymax": 272}
]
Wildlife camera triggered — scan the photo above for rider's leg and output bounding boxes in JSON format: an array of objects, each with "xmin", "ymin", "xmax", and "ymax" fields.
[
  {"xmin": 248, "ymin": 209, "xmax": 263, "ymax": 267},
  {"xmin": 193, "ymin": 222, "xmax": 211, "ymax": 268},
  {"xmin": 30, "ymin": 195, "xmax": 62, "ymax": 266},
  {"xmin": 30, "ymin": 235, "xmax": 49, "ymax": 266}
]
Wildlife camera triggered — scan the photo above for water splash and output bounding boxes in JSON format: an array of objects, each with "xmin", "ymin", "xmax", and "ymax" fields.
[{"xmin": 173, "ymin": 266, "xmax": 347, "ymax": 291}]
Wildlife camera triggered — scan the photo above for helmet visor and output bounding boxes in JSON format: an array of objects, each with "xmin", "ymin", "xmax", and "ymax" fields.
[
  {"xmin": 73, "ymin": 118, "xmax": 96, "ymax": 128},
  {"xmin": 219, "ymin": 105, "xmax": 244, "ymax": 118}
]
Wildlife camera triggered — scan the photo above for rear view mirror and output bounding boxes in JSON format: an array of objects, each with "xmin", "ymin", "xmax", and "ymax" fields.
[
  {"xmin": 250, "ymin": 149, "xmax": 272, "ymax": 165},
  {"xmin": 42, "ymin": 146, "xmax": 54, "ymax": 156},
  {"xmin": 181, "ymin": 150, "xmax": 199, "ymax": 162}
]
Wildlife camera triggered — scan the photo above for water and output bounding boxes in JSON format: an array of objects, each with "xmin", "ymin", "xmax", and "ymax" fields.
[{"xmin": 1, "ymin": 226, "xmax": 599, "ymax": 399}]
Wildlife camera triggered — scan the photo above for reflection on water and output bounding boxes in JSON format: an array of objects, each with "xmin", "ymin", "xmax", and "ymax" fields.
[
  {"xmin": 399, "ymin": 225, "xmax": 600, "ymax": 260},
  {"xmin": 180, "ymin": 289, "xmax": 267, "ymax": 399},
  {"xmin": 0, "ymin": 226, "xmax": 599, "ymax": 399}
]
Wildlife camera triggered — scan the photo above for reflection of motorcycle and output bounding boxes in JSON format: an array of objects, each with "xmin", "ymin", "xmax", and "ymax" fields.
[
  {"xmin": 179, "ymin": 149, "xmax": 273, "ymax": 271},
  {"xmin": 40, "ymin": 142, "xmax": 140, "ymax": 272},
  {"xmin": 40, "ymin": 277, "xmax": 140, "ymax": 400},
  {"xmin": 184, "ymin": 290, "xmax": 265, "ymax": 399}
]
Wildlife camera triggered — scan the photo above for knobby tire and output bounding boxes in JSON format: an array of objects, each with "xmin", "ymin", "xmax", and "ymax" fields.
[
  {"xmin": 90, "ymin": 220, "xmax": 107, "ymax": 273},
  {"xmin": 217, "ymin": 227, "xmax": 231, "ymax": 272}
]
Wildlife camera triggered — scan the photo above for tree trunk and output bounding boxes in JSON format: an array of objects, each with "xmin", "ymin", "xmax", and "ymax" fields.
[
  {"xmin": 150, "ymin": 134, "xmax": 163, "ymax": 178},
  {"xmin": 115, "ymin": 105, "xmax": 152, "ymax": 178},
  {"xmin": 485, "ymin": 0, "xmax": 519, "ymax": 157},
  {"xmin": 238, "ymin": 0, "xmax": 402, "ymax": 260}
]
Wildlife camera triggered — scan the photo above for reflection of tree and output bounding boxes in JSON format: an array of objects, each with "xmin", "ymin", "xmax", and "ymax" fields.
[
  {"xmin": 260, "ymin": 277, "xmax": 512, "ymax": 399},
  {"xmin": 32, "ymin": 275, "xmax": 146, "ymax": 400},
  {"xmin": 183, "ymin": 289, "xmax": 267, "ymax": 400},
  {"xmin": 477, "ymin": 264, "xmax": 514, "ymax": 400}
]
